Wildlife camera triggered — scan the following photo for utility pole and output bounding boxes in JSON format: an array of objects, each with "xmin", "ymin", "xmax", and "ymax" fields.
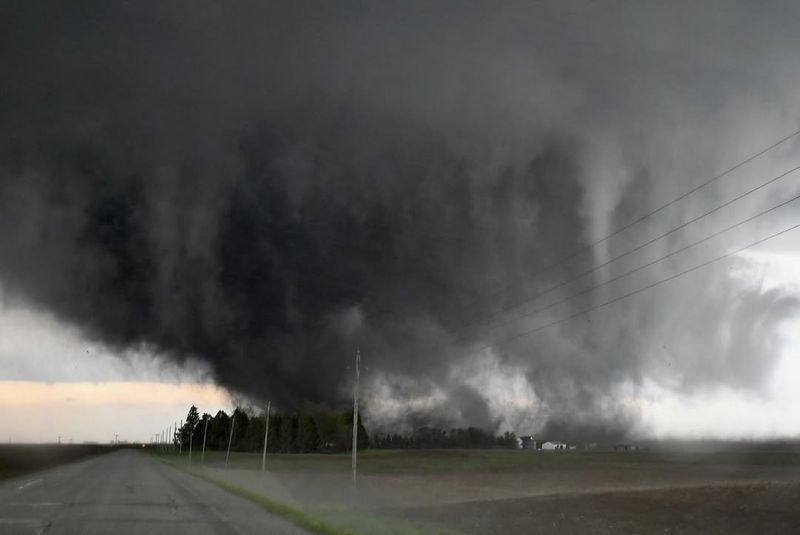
[
  {"xmin": 351, "ymin": 347, "xmax": 361, "ymax": 488},
  {"xmin": 261, "ymin": 401, "xmax": 271, "ymax": 473},
  {"xmin": 225, "ymin": 413, "xmax": 236, "ymax": 468},
  {"xmin": 189, "ymin": 421, "xmax": 193, "ymax": 466},
  {"xmin": 179, "ymin": 420, "xmax": 183, "ymax": 456},
  {"xmin": 201, "ymin": 416, "xmax": 209, "ymax": 466}
]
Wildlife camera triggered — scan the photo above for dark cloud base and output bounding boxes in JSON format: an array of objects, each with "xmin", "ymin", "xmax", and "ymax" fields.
[{"xmin": 2, "ymin": 1, "xmax": 798, "ymax": 437}]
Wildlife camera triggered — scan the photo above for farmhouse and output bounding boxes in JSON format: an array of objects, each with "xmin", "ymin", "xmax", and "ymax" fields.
[{"xmin": 541, "ymin": 441, "xmax": 567, "ymax": 450}]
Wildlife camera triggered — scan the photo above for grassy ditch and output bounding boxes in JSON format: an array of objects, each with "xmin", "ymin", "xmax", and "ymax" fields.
[{"xmin": 153, "ymin": 452, "xmax": 465, "ymax": 535}]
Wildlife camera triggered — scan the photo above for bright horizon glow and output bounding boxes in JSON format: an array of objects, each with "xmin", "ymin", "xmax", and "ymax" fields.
[
  {"xmin": 0, "ymin": 381, "xmax": 233, "ymax": 444},
  {"xmin": 0, "ymin": 301, "xmax": 235, "ymax": 443}
]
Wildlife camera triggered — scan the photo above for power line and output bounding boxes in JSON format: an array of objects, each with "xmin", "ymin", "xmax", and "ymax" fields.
[
  {"xmin": 456, "ymin": 161, "xmax": 800, "ymax": 335},
  {"xmin": 455, "ymin": 128, "xmax": 800, "ymax": 321},
  {"xmin": 467, "ymin": 186, "xmax": 800, "ymax": 342},
  {"xmin": 467, "ymin": 220, "xmax": 800, "ymax": 355}
]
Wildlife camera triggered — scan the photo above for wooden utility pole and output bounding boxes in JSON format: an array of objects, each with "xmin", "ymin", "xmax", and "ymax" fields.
[
  {"xmin": 201, "ymin": 416, "xmax": 209, "ymax": 466},
  {"xmin": 225, "ymin": 413, "xmax": 236, "ymax": 468},
  {"xmin": 351, "ymin": 347, "xmax": 361, "ymax": 487},
  {"xmin": 261, "ymin": 401, "xmax": 271, "ymax": 473}
]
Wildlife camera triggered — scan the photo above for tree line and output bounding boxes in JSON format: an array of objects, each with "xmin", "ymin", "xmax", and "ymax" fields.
[
  {"xmin": 175, "ymin": 405, "xmax": 368, "ymax": 453},
  {"xmin": 174, "ymin": 405, "xmax": 518, "ymax": 453},
  {"xmin": 372, "ymin": 427, "xmax": 518, "ymax": 449}
]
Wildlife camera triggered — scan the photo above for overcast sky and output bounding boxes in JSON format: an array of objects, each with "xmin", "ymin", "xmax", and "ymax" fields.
[{"xmin": 2, "ymin": 1, "xmax": 800, "ymax": 442}]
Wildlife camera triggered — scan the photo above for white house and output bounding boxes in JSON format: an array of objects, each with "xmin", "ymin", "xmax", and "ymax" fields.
[{"xmin": 541, "ymin": 441, "xmax": 567, "ymax": 450}]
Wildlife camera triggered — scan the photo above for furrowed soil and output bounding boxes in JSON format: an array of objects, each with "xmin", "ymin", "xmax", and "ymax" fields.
[
  {"xmin": 396, "ymin": 482, "xmax": 800, "ymax": 535},
  {"xmin": 159, "ymin": 446, "xmax": 800, "ymax": 533}
]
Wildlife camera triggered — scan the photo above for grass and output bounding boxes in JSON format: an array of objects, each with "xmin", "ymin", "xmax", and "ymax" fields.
[
  {"xmin": 187, "ymin": 469, "xmax": 351, "ymax": 535},
  {"xmin": 169, "ymin": 448, "xmax": 600, "ymax": 474},
  {"xmin": 160, "ymin": 447, "xmax": 800, "ymax": 475},
  {"xmin": 0, "ymin": 444, "xmax": 113, "ymax": 481},
  {"xmin": 150, "ymin": 446, "xmax": 800, "ymax": 535},
  {"xmin": 153, "ymin": 451, "xmax": 467, "ymax": 535}
]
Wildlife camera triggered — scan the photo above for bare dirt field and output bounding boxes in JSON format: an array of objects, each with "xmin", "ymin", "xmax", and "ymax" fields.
[
  {"xmin": 161, "ymin": 445, "xmax": 800, "ymax": 534},
  {"xmin": 398, "ymin": 481, "xmax": 800, "ymax": 535},
  {"xmin": 0, "ymin": 444, "xmax": 112, "ymax": 480}
]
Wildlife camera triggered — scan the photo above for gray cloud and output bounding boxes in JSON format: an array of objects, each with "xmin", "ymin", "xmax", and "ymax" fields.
[{"xmin": 1, "ymin": 1, "xmax": 799, "ymax": 436}]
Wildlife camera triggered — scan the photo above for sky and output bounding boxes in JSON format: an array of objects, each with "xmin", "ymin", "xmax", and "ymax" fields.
[
  {"xmin": 0, "ymin": 300, "xmax": 233, "ymax": 443},
  {"xmin": 2, "ymin": 1, "xmax": 800, "ymax": 443},
  {"xmin": 3, "ymin": 246, "xmax": 800, "ymax": 443}
]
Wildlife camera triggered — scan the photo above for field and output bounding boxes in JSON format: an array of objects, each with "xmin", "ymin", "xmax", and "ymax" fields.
[
  {"xmin": 155, "ymin": 445, "xmax": 800, "ymax": 534},
  {"xmin": 0, "ymin": 444, "xmax": 113, "ymax": 480}
]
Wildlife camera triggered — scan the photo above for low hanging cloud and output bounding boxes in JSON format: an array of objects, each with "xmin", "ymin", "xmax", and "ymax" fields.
[{"xmin": 1, "ymin": 1, "xmax": 800, "ymax": 437}]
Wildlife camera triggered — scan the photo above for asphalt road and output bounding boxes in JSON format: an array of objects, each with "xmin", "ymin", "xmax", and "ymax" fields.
[{"xmin": 0, "ymin": 449, "xmax": 311, "ymax": 535}]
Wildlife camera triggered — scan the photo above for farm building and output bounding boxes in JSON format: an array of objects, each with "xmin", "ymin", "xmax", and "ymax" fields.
[
  {"xmin": 541, "ymin": 441, "xmax": 567, "ymax": 450},
  {"xmin": 518, "ymin": 435, "xmax": 536, "ymax": 450}
]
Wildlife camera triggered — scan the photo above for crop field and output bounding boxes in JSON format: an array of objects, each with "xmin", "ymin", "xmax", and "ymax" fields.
[
  {"xmin": 155, "ymin": 445, "xmax": 800, "ymax": 534},
  {"xmin": 0, "ymin": 444, "xmax": 113, "ymax": 481}
]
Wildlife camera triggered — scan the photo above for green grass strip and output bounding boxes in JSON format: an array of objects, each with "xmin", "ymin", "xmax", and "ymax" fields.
[
  {"xmin": 152, "ymin": 453, "xmax": 347, "ymax": 535},
  {"xmin": 153, "ymin": 453, "xmax": 465, "ymax": 535},
  {"xmin": 190, "ymin": 469, "xmax": 352, "ymax": 535}
]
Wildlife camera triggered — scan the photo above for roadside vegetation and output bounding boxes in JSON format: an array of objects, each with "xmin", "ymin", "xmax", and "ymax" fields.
[
  {"xmin": 174, "ymin": 405, "xmax": 519, "ymax": 455},
  {"xmin": 154, "ymin": 443, "xmax": 800, "ymax": 474},
  {"xmin": 153, "ymin": 450, "xmax": 468, "ymax": 535},
  {"xmin": 151, "ymin": 444, "xmax": 800, "ymax": 535}
]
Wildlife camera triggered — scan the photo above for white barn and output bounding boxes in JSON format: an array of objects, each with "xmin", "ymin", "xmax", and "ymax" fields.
[{"xmin": 541, "ymin": 441, "xmax": 567, "ymax": 450}]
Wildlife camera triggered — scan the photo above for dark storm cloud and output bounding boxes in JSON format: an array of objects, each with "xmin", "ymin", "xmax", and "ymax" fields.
[{"xmin": 2, "ymin": 1, "xmax": 800, "ymax": 435}]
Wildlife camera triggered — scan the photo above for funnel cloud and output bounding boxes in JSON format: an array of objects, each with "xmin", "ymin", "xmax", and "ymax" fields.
[{"xmin": 2, "ymin": 1, "xmax": 800, "ymax": 437}]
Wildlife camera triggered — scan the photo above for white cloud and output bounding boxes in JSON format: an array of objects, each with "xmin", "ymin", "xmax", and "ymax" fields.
[
  {"xmin": 0, "ymin": 301, "xmax": 232, "ymax": 443},
  {"xmin": 0, "ymin": 302, "xmax": 213, "ymax": 383}
]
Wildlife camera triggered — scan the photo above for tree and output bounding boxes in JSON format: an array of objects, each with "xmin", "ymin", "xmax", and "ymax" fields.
[
  {"xmin": 279, "ymin": 413, "xmax": 298, "ymax": 452},
  {"xmin": 230, "ymin": 407, "xmax": 249, "ymax": 451},
  {"xmin": 244, "ymin": 414, "xmax": 266, "ymax": 452},
  {"xmin": 311, "ymin": 405, "xmax": 346, "ymax": 452},
  {"xmin": 178, "ymin": 405, "xmax": 201, "ymax": 446},
  {"xmin": 268, "ymin": 412, "xmax": 283, "ymax": 453},
  {"xmin": 208, "ymin": 410, "xmax": 230, "ymax": 450},
  {"xmin": 297, "ymin": 413, "xmax": 320, "ymax": 453},
  {"xmin": 343, "ymin": 410, "xmax": 369, "ymax": 451},
  {"xmin": 173, "ymin": 402, "xmax": 377, "ymax": 453},
  {"xmin": 497, "ymin": 431, "xmax": 517, "ymax": 448},
  {"xmin": 198, "ymin": 413, "xmax": 212, "ymax": 449}
]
